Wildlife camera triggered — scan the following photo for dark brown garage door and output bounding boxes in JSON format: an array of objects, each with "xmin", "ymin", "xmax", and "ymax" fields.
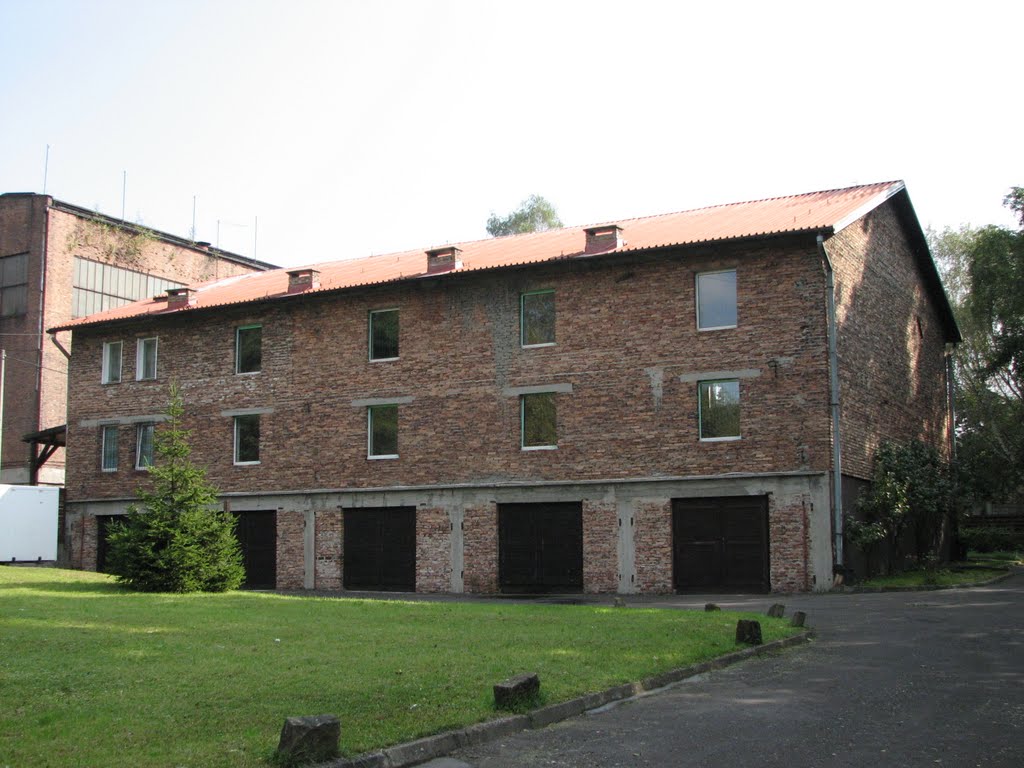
[
  {"xmin": 343, "ymin": 507, "xmax": 416, "ymax": 591},
  {"xmin": 233, "ymin": 511, "xmax": 277, "ymax": 589},
  {"xmin": 673, "ymin": 496, "xmax": 769, "ymax": 592},
  {"xmin": 95, "ymin": 515, "xmax": 118, "ymax": 574},
  {"xmin": 499, "ymin": 502, "xmax": 583, "ymax": 593}
]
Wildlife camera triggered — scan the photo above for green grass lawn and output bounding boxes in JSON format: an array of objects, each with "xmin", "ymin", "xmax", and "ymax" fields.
[{"xmin": 0, "ymin": 568, "xmax": 797, "ymax": 767}]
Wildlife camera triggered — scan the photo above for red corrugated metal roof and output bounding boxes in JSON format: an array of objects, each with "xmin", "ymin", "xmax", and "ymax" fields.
[{"xmin": 51, "ymin": 181, "xmax": 904, "ymax": 331}]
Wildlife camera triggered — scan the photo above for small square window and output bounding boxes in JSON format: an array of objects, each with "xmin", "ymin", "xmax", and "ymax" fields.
[
  {"xmin": 369, "ymin": 309, "xmax": 399, "ymax": 361},
  {"xmin": 136, "ymin": 423, "xmax": 155, "ymax": 469},
  {"xmin": 521, "ymin": 290, "xmax": 555, "ymax": 347},
  {"xmin": 368, "ymin": 404, "xmax": 398, "ymax": 458},
  {"xmin": 101, "ymin": 426, "xmax": 118, "ymax": 472},
  {"xmin": 234, "ymin": 414, "xmax": 261, "ymax": 464},
  {"xmin": 696, "ymin": 270, "xmax": 737, "ymax": 330},
  {"xmin": 136, "ymin": 337, "xmax": 158, "ymax": 380},
  {"xmin": 699, "ymin": 380, "xmax": 740, "ymax": 440},
  {"xmin": 521, "ymin": 392, "xmax": 557, "ymax": 449},
  {"xmin": 102, "ymin": 341, "xmax": 122, "ymax": 384},
  {"xmin": 236, "ymin": 325, "xmax": 262, "ymax": 373}
]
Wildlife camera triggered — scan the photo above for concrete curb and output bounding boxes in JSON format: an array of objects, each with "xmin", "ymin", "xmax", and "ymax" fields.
[
  {"xmin": 318, "ymin": 631, "xmax": 812, "ymax": 768},
  {"xmin": 840, "ymin": 569, "xmax": 1015, "ymax": 593}
]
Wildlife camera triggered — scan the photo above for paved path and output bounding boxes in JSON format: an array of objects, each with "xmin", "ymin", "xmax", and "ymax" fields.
[{"xmin": 432, "ymin": 573, "xmax": 1024, "ymax": 768}]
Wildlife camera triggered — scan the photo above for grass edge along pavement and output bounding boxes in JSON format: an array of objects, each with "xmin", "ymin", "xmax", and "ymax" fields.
[
  {"xmin": 0, "ymin": 568, "xmax": 801, "ymax": 768},
  {"xmin": 319, "ymin": 631, "xmax": 812, "ymax": 768}
]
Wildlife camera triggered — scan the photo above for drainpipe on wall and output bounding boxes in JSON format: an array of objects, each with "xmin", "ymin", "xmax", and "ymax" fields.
[{"xmin": 817, "ymin": 235, "xmax": 845, "ymax": 573}]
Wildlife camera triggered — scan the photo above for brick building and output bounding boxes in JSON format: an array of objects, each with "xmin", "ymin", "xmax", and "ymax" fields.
[
  {"xmin": 0, "ymin": 193, "xmax": 275, "ymax": 486},
  {"xmin": 55, "ymin": 181, "xmax": 959, "ymax": 593}
]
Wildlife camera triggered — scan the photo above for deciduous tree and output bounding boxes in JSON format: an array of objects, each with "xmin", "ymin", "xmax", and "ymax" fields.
[{"xmin": 485, "ymin": 195, "xmax": 562, "ymax": 237}]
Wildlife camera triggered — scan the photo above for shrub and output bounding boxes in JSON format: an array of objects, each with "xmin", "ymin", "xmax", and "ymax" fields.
[
  {"xmin": 958, "ymin": 526, "xmax": 1023, "ymax": 553},
  {"xmin": 106, "ymin": 384, "xmax": 244, "ymax": 592}
]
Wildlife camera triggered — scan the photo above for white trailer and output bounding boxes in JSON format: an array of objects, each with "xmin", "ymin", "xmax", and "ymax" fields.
[{"xmin": 0, "ymin": 485, "xmax": 59, "ymax": 562}]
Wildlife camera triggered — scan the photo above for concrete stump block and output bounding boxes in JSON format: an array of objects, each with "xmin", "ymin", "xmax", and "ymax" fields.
[
  {"xmin": 735, "ymin": 619, "xmax": 763, "ymax": 645},
  {"xmin": 790, "ymin": 611, "xmax": 807, "ymax": 627},
  {"xmin": 494, "ymin": 673, "xmax": 540, "ymax": 710},
  {"xmin": 766, "ymin": 603, "xmax": 785, "ymax": 618},
  {"xmin": 277, "ymin": 714, "xmax": 340, "ymax": 765},
  {"xmin": 705, "ymin": 603, "xmax": 721, "ymax": 612}
]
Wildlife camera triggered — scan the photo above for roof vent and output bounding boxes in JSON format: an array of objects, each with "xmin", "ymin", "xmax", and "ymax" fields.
[
  {"xmin": 166, "ymin": 287, "xmax": 196, "ymax": 309},
  {"xmin": 287, "ymin": 268, "xmax": 321, "ymax": 294},
  {"xmin": 194, "ymin": 241, "xmax": 211, "ymax": 251},
  {"xmin": 425, "ymin": 246, "xmax": 462, "ymax": 275},
  {"xmin": 583, "ymin": 225, "xmax": 623, "ymax": 254}
]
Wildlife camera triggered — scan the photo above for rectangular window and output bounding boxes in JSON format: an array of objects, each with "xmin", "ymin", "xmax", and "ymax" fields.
[
  {"xmin": 71, "ymin": 256, "xmax": 185, "ymax": 319},
  {"xmin": 696, "ymin": 269, "xmax": 737, "ymax": 330},
  {"xmin": 234, "ymin": 414, "xmax": 261, "ymax": 464},
  {"xmin": 101, "ymin": 426, "xmax": 118, "ymax": 472},
  {"xmin": 0, "ymin": 252, "xmax": 28, "ymax": 317},
  {"xmin": 368, "ymin": 404, "xmax": 398, "ymax": 458},
  {"xmin": 699, "ymin": 380, "xmax": 740, "ymax": 440},
  {"xmin": 136, "ymin": 337, "xmax": 158, "ymax": 380},
  {"xmin": 236, "ymin": 325, "xmax": 262, "ymax": 374},
  {"xmin": 369, "ymin": 309, "xmax": 399, "ymax": 360},
  {"xmin": 102, "ymin": 341, "xmax": 122, "ymax": 384},
  {"xmin": 521, "ymin": 290, "xmax": 555, "ymax": 347},
  {"xmin": 136, "ymin": 423, "xmax": 155, "ymax": 469},
  {"xmin": 521, "ymin": 392, "xmax": 557, "ymax": 449}
]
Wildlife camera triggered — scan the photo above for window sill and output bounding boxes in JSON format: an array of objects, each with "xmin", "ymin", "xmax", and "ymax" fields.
[
  {"xmin": 368, "ymin": 454, "xmax": 399, "ymax": 460},
  {"xmin": 234, "ymin": 461, "xmax": 261, "ymax": 466},
  {"xmin": 101, "ymin": 468, "xmax": 118, "ymax": 473},
  {"xmin": 369, "ymin": 357, "xmax": 400, "ymax": 363},
  {"xmin": 101, "ymin": 380, "xmax": 121, "ymax": 386},
  {"xmin": 235, "ymin": 370, "xmax": 261, "ymax": 376},
  {"xmin": 522, "ymin": 445, "xmax": 558, "ymax": 451},
  {"xmin": 522, "ymin": 342, "xmax": 556, "ymax": 349},
  {"xmin": 697, "ymin": 325, "xmax": 737, "ymax": 332},
  {"xmin": 699, "ymin": 436, "xmax": 741, "ymax": 442}
]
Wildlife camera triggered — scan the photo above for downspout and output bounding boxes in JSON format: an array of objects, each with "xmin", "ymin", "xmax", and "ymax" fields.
[{"xmin": 817, "ymin": 235, "xmax": 844, "ymax": 571}]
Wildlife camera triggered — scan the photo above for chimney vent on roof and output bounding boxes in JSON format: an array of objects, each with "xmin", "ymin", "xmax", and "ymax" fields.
[
  {"xmin": 195, "ymin": 241, "xmax": 211, "ymax": 251},
  {"xmin": 425, "ymin": 246, "xmax": 462, "ymax": 275},
  {"xmin": 287, "ymin": 268, "xmax": 320, "ymax": 294},
  {"xmin": 166, "ymin": 287, "xmax": 196, "ymax": 309},
  {"xmin": 584, "ymin": 225, "xmax": 623, "ymax": 254}
]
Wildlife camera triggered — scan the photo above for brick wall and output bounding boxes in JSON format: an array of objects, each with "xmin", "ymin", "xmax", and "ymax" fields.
[
  {"xmin": 768, "ymin": 493, "xmax": 810, "ymax": 592},
  {"xmin": 462, "ymin": 503, "xmax": 498, "ymax": 593},
  {"xmin": 827, "ymin": 202, "xmax": 953, "ymax": 478},
  {"xmin": 415, "ymin": 507, "xmax": 451, "ymax": 592},
  {"xmin": 582, "ymin": 500, "xmax": 618, "ymax": 593},
  {"xmin": 633, "ymin": 499, "xmax": 673, "ymax": 593},
  {"xmin": 275, "ymin": 510, "xmax": 304, "ymax": 589},
  {"xmin": 314, "ymin": 509, "xmax": 342, "ymax": 590},
  {"xmin": 65, "ymin": 237, "xmax": 832, "ymax": 500}
]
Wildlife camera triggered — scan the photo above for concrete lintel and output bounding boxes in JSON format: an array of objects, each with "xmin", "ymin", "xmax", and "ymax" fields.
[
  {"xmin": 79, "ymin": 414, "xmax": 169, "ymax": 428},
  {"xmin": 220, "ymin": 407, "xmax": 275, "ymax": 417},
  {"xmin": 350, "ymin": 396, "xmax": 414, "ymax": 407},
  {"xmin": 678, "ymin": 369, "xmax": 761, "ymax": 383},
  {"xmin": 502, "ymin": 383, "xmax": 573, "ymax": 397}
]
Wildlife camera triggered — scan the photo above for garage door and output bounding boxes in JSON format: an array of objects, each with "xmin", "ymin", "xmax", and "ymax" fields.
[
  {"xmin": 499, "ymin": 502, "xmax": 583, "ymax": 593},
  {"xmin": 343, "ymin": 507, "xmax": 416, "ymax": 591},
  {"xmin": 673, "ymin": 496, "xmax": 769, "ymax": 592},
  {"xmin": 233, "ymin": 511, "xmax": 277, "ymax": 589}
]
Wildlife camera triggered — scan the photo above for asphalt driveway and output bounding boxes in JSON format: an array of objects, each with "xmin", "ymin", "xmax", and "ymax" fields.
[{"xmin": 437, "ymin": 572, "xmax": 1024, "ymax": 767}]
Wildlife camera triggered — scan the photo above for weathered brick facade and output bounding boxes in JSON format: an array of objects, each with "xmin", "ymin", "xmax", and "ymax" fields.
[
  {"xmin": 0, "ymin": 193, "xmax": 271, "ymax": 488},
  {"xmin": 60, "ymin": 187, "xmax": 957, "ymax": 594}
]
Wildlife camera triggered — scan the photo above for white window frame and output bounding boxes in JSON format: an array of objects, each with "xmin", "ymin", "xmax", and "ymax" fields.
[
  {"xmin": 233, "ymin": 414, "xmax": 261, "ymax": 465},
  {"xmin": 101, "ymin": 341, "xmax": 122, "ymax": 384},
  {"xmin": 698, "ymin": 379, "xmax": 741, "ymax": 442},
  {"xmin": 695, "ymin": 269, "xmax": 738, "ymax": 331},
  {"xmin": 235, "ymin": 324, "xmax": 262, "ymax": 375},
  {"xmin": 135, "ymin": 423, "xmax": 155, "ymax": 470},
  {"xmin": 520, "ymin": 289, "xmax": 556, "ymax": 348},
  {"xmin": 367, "ymin": 404, "xmax": 399, "ymax": 459},
  {"xmin": 520, "ymin": 391, "xmax": 558, "ymax": 451},
  {"xmin": 101, "ymin": 425, "xmax": 118, "ymax": 472},
  {"xmin": 368, "ymin": 308, "xmax": 400, "ymax": 362},
  {"xmin": 136, "ymin": 337, "xmax": 158, "ymax": 381}
]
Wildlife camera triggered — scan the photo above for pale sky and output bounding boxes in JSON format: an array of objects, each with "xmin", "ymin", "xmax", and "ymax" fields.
[{"xmin": 1, "ymin": 0, "xmax": 1021, "ymax": 268}]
